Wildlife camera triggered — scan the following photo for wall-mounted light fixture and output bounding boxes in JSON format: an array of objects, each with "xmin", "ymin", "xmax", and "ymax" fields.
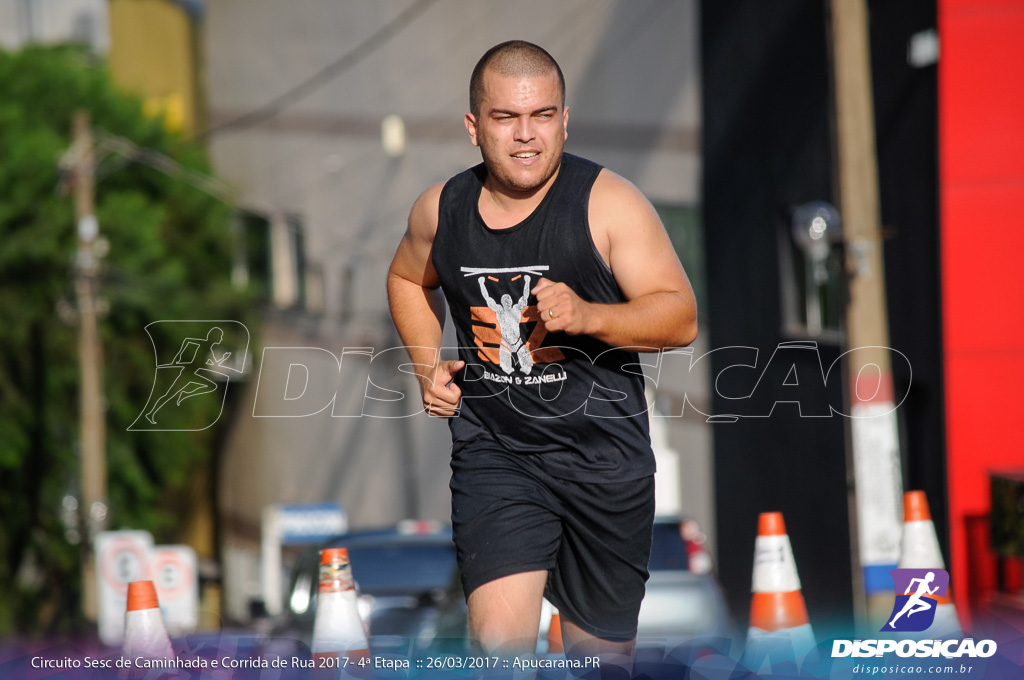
[{"xmin": 780, "ymin": 201, "xmax": 844, "ymax": 339}]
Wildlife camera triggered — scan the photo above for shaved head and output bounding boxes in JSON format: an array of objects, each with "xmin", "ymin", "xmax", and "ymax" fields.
[{"xmin": 470, "ymin": 40, "xmax": 565, "ymax": 117}]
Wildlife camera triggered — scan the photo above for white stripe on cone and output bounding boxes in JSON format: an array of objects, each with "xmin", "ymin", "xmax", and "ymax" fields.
[
  {"xmin": 752, "ymin": 535, "xmax": 802, "ymax": 593},
  {"xmin": 311, "ymin": 588, "xmax": 369, "ymax": 658},
  {"xmin": 899, "ymin": 520, "xmax": 944, "ymax": 569},
  {"xmin": 123, "ymin": 607, "xmax": 174, "ymax": 661}
]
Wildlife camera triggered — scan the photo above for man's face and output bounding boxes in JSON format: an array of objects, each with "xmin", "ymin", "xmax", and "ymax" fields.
[{"xmin": 465, "ymin": 69, "xmax": 569, "ymax": 194}]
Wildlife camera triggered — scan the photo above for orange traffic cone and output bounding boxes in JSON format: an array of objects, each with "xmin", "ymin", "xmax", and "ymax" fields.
[
  {"xmin": 546, "ymin": 608, "xmax": 564, "ymax": 655},
  {"xmin": 743, "ymin": 513, "xmax": 816, "ymax": 672},
  {"xmin": 311, "ymin": 548, "xmax": 369, "ymax": 666},
  {"xmin": 122, "ymin": 580, "xmax": 175, "ymax": 662},
  {"xmin": 897, "ymin": 491, "xmax": 961, "ymax": 638}
]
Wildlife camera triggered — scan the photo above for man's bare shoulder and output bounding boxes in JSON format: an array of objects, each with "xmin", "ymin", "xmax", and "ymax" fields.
[
  {"xmin": 591, "ymin": 168, "xmax": 652, "ymax": 205},
  {"xmin": 590, "ymin": 169, "xmax": 661, "ymax": 228},
  {"xmin": 588, "ymin": 169, "xmax": 663, "ymax": 261},
  {"xmin": 408, "ymin": 182, "xmax": 446, "ymax": 241},
  {"xmin": 391, "ymin": 182, "xmax": 447, "ymax": 288}
]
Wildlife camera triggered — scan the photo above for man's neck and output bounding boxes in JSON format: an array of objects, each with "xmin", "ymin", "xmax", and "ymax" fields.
[{"xmin": 479, "ymin": 164, "xmax": 561, "ymax": 230}]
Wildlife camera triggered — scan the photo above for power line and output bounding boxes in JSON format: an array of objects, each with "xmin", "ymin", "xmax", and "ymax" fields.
[
  {"xmin": 195, "ymin": 0, "xmax": 440, "ymax": 142},
  {"xmin": 92, "ymin": 130, "xmax": 235, "ymax": 203}
]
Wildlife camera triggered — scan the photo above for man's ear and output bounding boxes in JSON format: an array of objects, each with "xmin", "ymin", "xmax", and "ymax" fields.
[
  {"xmin": 465, "ymin": 113, "xmax": 480, "ymax": 147},
  {"xmin": 562, "ymin": 105, "xmax": 570, "ymax": 141}
]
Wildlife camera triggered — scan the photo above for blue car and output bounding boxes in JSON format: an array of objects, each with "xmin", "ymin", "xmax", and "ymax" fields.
[
  {"xmin": 273, "ymin": 517, "xmax": 732, "ymax": 660},
  {"xmin": 273, "ymin": 521, "xmax": 465, "ymax": 657}
]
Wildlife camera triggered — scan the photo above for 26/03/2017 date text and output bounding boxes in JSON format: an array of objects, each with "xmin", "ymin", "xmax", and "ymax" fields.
[
  {"xmin": 426, "ymin": 656, "xmax": 601, "ymax": 671},
  {"xmin": 425, "ymin": 656, "xmax": 502, "ymax": 670}
]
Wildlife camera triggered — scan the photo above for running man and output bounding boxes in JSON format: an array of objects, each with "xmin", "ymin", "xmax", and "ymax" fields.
[
  {"xmin": 387, "ymin": 41, "xmax": 697, "ymax": 669},
  {"xmin": 144, "ymin": 327, "xmax": 231, "ymax": 424},
  {"xmin": 889, "ymin": 571, "xmax": 939, "ymax": 628}
]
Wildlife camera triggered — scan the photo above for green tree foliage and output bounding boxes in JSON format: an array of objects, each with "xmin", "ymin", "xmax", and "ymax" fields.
[{"xmin": 0, "ymin": 45, "xmax": 252, "ymax": 635}]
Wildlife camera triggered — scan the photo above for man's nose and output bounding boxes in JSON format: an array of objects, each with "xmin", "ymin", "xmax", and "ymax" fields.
[{"xmin": 514, "ymin": 118, "xmax": 535, "ymax": 142}]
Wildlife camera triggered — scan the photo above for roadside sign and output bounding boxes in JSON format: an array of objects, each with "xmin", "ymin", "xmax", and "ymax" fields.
[
  {"xmin": 277, "ymin": 503, "xmax": 348, "ymax": 545},
  {"xmin": 150, "ymin": 544, "xmax": 199, "ymax": 635},
  {"xmin": 262, "ymin": 503, "xmax": 347, "ymax": 615},
  {"xmin": 96, "ymin": 530, "xmax": 154, "ymax": 646}
]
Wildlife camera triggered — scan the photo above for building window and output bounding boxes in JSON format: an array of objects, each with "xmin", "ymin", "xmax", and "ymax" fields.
[
  {"xmin": 233, "ymin": 211, "xmax": 271, "ymax": 301},
  {"xmin": 286, "ymin": 214, "xmax": 306, "ymax": 309},
  {"xmin": 778, "ymin": 202, "xmax": 844, "ymax": 340}
]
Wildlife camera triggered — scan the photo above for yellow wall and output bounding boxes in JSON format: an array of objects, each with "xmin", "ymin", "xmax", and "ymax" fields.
[{"xmin": 108, "ymin": 0, "xmax": 200, "ymax": 134}]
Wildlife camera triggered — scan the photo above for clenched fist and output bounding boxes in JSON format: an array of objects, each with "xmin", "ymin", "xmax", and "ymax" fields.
[
  {"xmin": 417, "ymin": 358, "xmax": 464, "ymax": 417},
  {"xmin": 532, "ymin": 277, "xmax": 592, "ymax": 335}
]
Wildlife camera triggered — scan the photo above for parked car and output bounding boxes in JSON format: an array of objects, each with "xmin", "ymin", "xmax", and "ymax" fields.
[
  {"xmin": 536, "ymin": 516, "xmax": 734, "ymax": 657},
  {"xmin": 275, "ymin": 517, "xmax": 732, "ymax": 658},
  {"xmin": 640, "ymin": 517, "xmax": 731, "ymax": 635},
  {"xmin": 271, "ymin": 521, "xmax": 464, "ymax": 656}
]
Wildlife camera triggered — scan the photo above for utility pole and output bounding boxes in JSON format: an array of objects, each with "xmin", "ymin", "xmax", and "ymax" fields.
[
  {"xmin": 830, "ymin": 0, "xmax": 905, "ymax": 632},
  {"xmin": 72, "ymin": 110, "xmax": 108, "ymax": 621}
]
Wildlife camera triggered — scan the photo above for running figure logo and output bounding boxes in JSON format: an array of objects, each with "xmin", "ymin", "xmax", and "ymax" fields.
[
  {"xmin": 129, "ymin": 320, "xmax": 249, "ymax": 431},
  {"xmin": 479, "ymin": 274, "xmax": 533, "ymax": 374},
  {"xmin": 461, "ymin": 265, "xmax": 565, "ymax": 375},
  {"xmin": 881, "ymin": 568, "xmax": 950, "ymax": 632}
]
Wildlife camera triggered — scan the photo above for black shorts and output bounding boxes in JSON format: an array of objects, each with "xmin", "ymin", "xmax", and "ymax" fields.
[{"xmin": 449, "ymin": 444, "xmax": 655, "ymax": 641}]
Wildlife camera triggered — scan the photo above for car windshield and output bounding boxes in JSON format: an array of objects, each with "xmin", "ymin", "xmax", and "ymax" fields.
[
  {"xmin": 648, "ymin": 522, "xmax": 689, "ymax": 571},
  {"xmin": 346, "ymin": 543, "xmax": 457, "ymax": 595},
  {"xmin": 370, "ymin": 604, "xmax": 432, "ymax": 637}
]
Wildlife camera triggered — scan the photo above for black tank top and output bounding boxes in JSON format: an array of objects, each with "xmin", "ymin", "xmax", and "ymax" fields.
[{"xmin": 432, "ymin": 153, "xmax": 655, "ymax": 482}]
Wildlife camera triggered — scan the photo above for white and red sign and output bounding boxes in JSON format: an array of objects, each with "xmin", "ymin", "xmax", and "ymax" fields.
[
  {"xmin": 96, "ymin": 530, "xmax": 153, "ymax": 646},
  {"xmin": 150, "ymin": 544, "xmax": 199, "ymax": 634},
  {"xmin": 95, "ymin": 531, "xmax": 200, "ymax": 645}
]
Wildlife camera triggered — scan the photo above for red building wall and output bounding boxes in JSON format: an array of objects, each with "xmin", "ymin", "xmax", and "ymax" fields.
[{"xmin": 940, "ymin": 0, "xmax": 1024, "ymax": 621}]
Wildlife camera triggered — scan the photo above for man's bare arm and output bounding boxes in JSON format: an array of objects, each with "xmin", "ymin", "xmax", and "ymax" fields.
[
  {"xmin": 386, "ymin": 183, "xmax": 464, "ymax": 416},
  {"xmin": 533, "ymin": 170, "xmax": 697, "ymax": 350}
]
